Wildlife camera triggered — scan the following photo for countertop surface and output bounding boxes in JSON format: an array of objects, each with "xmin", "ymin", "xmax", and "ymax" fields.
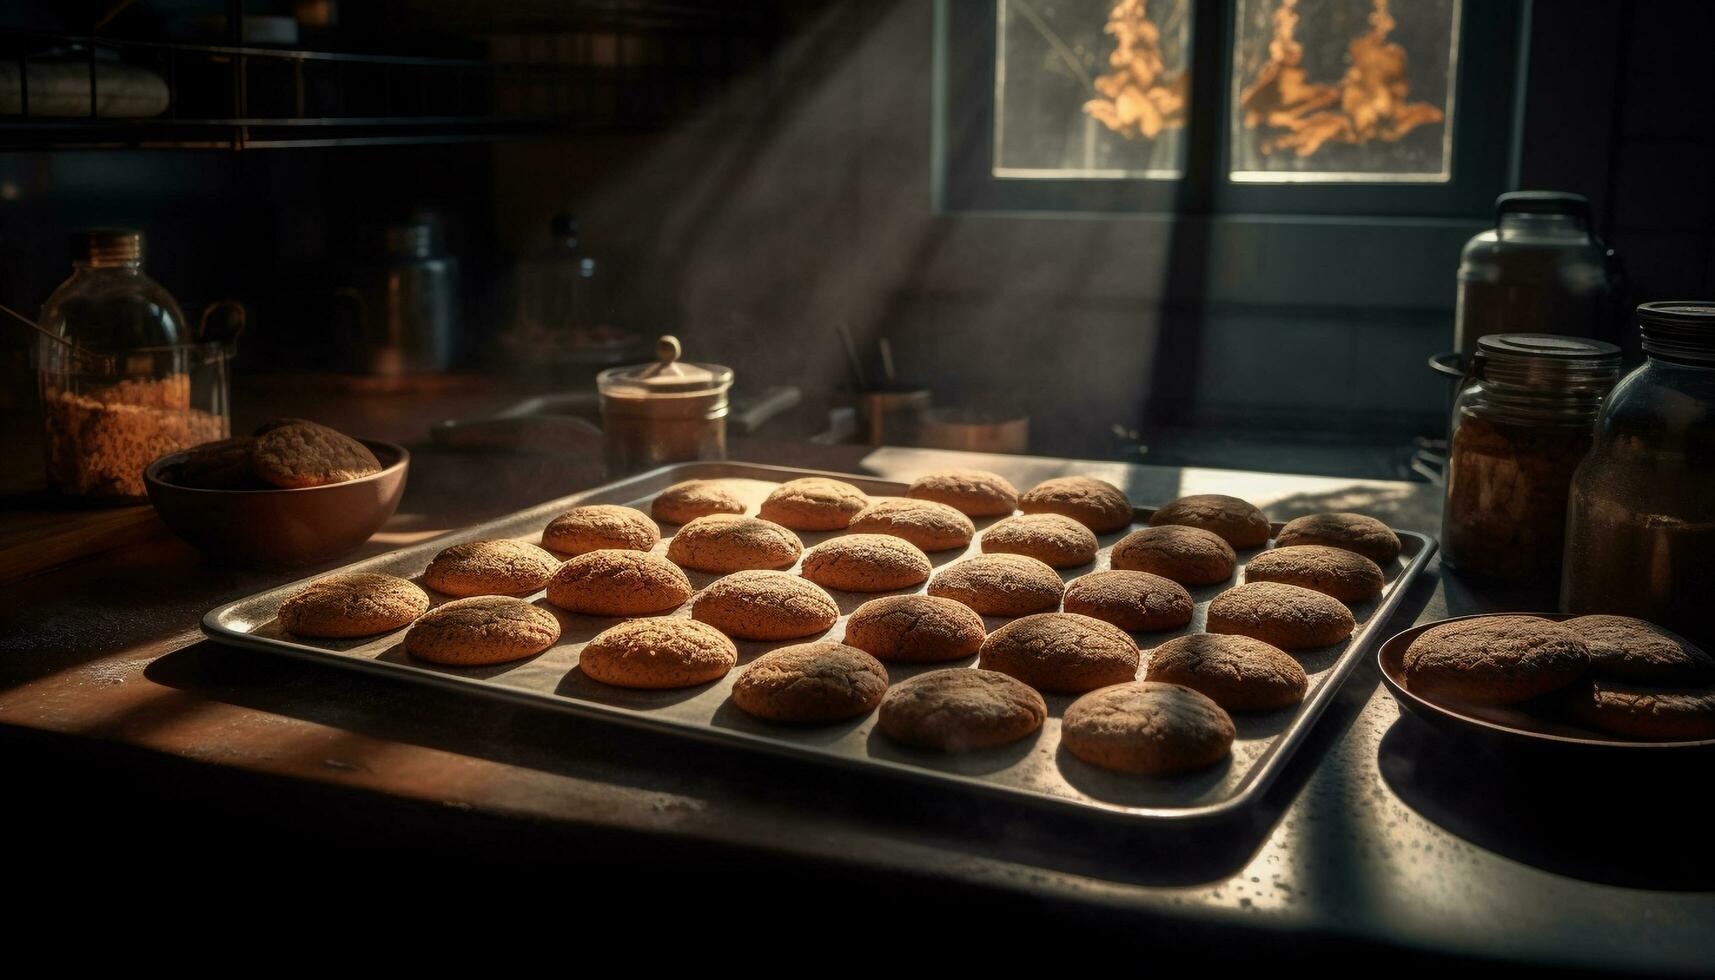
[{"xmin": 2, "ymin": 404, "xmax": 1711, "ymax": 966}]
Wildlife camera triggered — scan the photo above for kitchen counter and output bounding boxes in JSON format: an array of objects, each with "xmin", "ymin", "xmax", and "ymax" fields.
[{"xmin": 3, "ymin": 435, "xmax": 1711, "ymax": 968}]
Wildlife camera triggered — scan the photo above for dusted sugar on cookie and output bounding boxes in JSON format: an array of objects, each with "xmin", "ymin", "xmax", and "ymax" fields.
[
  {"xmin": 1062, "ymin": 569, "xmax": 1193, "ymax": 632},
  {"xmin": 1243, "ymin": 545, "xmax": 1385, "ymax": 603},
  {"xmin": 1275, "ymin": 512, "xmax": 1402, "ymax": 564},
  {"xmin": 1018, "ymin": 476, "xmax": 1133, "ymax": 534},
  {"xmin": 666, "ymin": 514, "xmax": 803, "ymax": 573},
  {"xmin": 980, "ymin": 513, "xmax": 1099, "ymax": 569},
  {"xmin": 848, "ymin": 498, "xmax": 975, "ymax": 552},
  {"xmin": 1565, "ymin": 615, "xmax": 1715, "ymax": 683},
  {"xmin": 545, "ymin": 550, "xmax": 693, "ymax": 616},
  {"xmin": 978, "ymin": 612, "xmax": 1140, "ymax": 694},
  {"xmin": 542, "ymin": 504, "xmax": 661, "ymax": 556},
  {"xmin": 1110, "ymin": 525, "xmax": 1237, "ymax": 586},
  {"xmin": 1206, "ymin": 581, "xmax": 1355, "ymax": 650},
  {"xmin": 691, "ymin": 570, "xmax": 839, "ymax": 640},
  {"xmin": 844, "ymin": 594, "xmax": 986, "ymax": 663},
  {"xmin": 1401, "ymin": 615, "xmax": 1588, "ymax": 705},
  {"xmin": 250, "ymin": 420, "xmax": 382, "ymax": 489},
  {"xmin": 404, "ymin": 595, "xmax": 561, "ymax": 666},
  {"xmin": 1148, "ymin": 494, "xmax": 1271, "ymax": 549},
  {"xmin": 729, "ymin": 641, "xmax": 888, "ymax": 723},
  {"xmin": 1568, "ymin": 678, "xmax": 1715, "ymax": 741},
  {"xmin": 758, "ymin": 477, "xmax": 870, "ymax": 531},
  {"xmin": 1145, "ymin": 633, "xmax": 1308, "ymax": 712},
  {"xmin": 800, "ymin": 534, "xmax": 932, "ymax": 593},
  {"xmin": 1061, "ymin": 682, "xmax": 1236, "ymax": 775},
  {"xmin": 278, "ymin": 571, "xmax": 429, "ymax": 638},
  {"xmin": 878, "ymin": 669, "xmax": 1046, "ymax": 751},
  {"xmin": 906, "ymin": 469, "xmax": 1019, "ymax": 517},
  {"xmin": 424, "ymin": 539, "xmax": 560, "ymax": 597},
  {"xmin": 579, "ymin": 618, "xmax": 738, "ymax": 689},
  {"xmin": 651, "ymin": 480, "xmax": 746, "ymax": 525},
  {"xmin": 926, "ymin": 553, "xmax": 1064, "ymax": 617}
]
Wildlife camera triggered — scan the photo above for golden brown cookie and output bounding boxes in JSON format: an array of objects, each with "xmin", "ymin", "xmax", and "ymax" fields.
[
  {"xmin": 878, "ymin": 669, "xmax": 1047, "ymax": 751},
  {"xmin": 666, "ymin": 514, "xmax": 803, "ymax": 573},
  {"xmin": 1061, "ymin": 681, "xmax": 1236, "ymax": 775},
  {"xmin": 1018, "ymin": 476, "xmax": 1133, "ymax": 533},
  {"xmin": 800, "ymin": 534, "xmax": 933, "ymax": 593},
  {"xmin": 757, "ymin": 477, "xmax": 870, "ymax": 531},
  {"xmin": 542, "ymin": 505, "xmax": 660, "ymax": 556},
  {"xmin": 1275, "ymin": 512, "xmax": 1402, "ymax": 564},
  {"xmin": 1567, "ymin": 678, "xmax": 1715, "ymax": 741},
  {"xmin": 978, "ymin": 612, "xmax": 1140, "ymax": 693},
  {"xmin": 1206, "ymin": 582, "xmax": 1356, "ymax": 650},
  {"xmin": 980, "ymin": 513, "xmax": 1099, "ymax": 568},
  {"xmin": 906, "ymin": 469, "xmax": 1019, "ymax": 517},
  {"xmin": 1062, "ymin": 570, "xmax": 1193, "ymax": 632},
  {"xmin": 1145, "ymin": 634, "xmax": 1308, "ymax": 712},
  {"xmin": 545, "ymin": 550, "xmax": 692, "ymax": 616},
  {"xmin": 691, "ymin": 570, "xmax": 839, "ymax": 641},
  {"xmin": 1564, "ymin": 615, "xmax": 1715, "ymax": 683},
  {"xmin": 1243, "ymin": 545, "xmax": 1385, "ymax": 603},
  {"xmin": 578, "ymin": 618, "xmax": 737, "ymax": 689},
  {"xmin": 729, "ymin": 641, "xmax": 888, "ymax": 723},
  {"xmin": 1148, "ymin": 494, "xmax": 1271, "ymax": 549},
  {"xmin": 848, "ymin": 498, "xmax": 975, "ymax": 552},
  {"xmin": 173, "ymin": 437, "xmax": 264, "ymax": 490},
  {"xmin": 1109, "ymin": 525, "xmax": 1237, "ymax": 586},
  {"xmin": 843, "ymin": 594, "xmax": 986, "ymax": 663},
  {"xmin": 277, "ymin": 571, "xmax": 429, "ymax": 638},
  {"xmin": 651, "ymin": 480, "xmax": 747, "ymax": 525},
  {"xmin": 250, "ymin": 420, "xmax": 382, "ymax": 489},
  {"xmin": 926, "ymin": 554, "xmax": 1065, "ymax": 617},
  {"xmin": 403, "ymin": 595, "xmax": 560, "ymax": 666},
  {"xmin": 1401, "ymin": 616, "xmax": 1589, "ymax": 705},
  {"xmin": 423, "ymin": 539, "xmax": 560, "ymax": 597}
]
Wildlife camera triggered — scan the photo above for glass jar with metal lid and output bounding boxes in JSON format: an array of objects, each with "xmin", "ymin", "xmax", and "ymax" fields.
[
  {"xmin": 596, "ymin": 335, "xmax": 733, "ymax": 476},
  {"xmin": 1442, "ymin": 333, "xmax": 1620, "ymax": 584},
  {"xmin": 1562, "ymin": 303, "xmax": 1715, "ymax": 645}
]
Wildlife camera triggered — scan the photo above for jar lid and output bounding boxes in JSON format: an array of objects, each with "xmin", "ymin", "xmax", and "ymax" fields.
[
  {"xmin": 1495, "ymin": 191, "xmax": 1590, "ymax": 221},
  {"xmin": 1637, "ymin": 301, "xmax": 1715, "ymax": 363},
  {"xmin": 598, "ymin": 335, "xmax": 733, "ymax": 396},
  {"xmin": 77, "ymin": 229, "xmax": 143, "ymax": 267},
  {"xmin": 1472, "ymin": 333, "xmax": 1620, "ymax": 392},
  {"xmin": 1476, "ymin": 333, "xmax": 1619, "ymax": 360}
]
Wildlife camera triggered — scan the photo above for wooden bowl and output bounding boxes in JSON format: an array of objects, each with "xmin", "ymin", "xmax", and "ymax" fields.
[{"xmin": 144, "ymin": 440, "xmax": 408, "ymax": 566}]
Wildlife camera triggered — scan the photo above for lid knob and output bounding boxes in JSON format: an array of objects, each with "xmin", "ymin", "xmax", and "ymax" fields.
[{"xmin": 656, "ymin": 334, "xmax": 682, "ymax": 366}]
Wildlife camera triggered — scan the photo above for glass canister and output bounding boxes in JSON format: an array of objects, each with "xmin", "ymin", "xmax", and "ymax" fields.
[
  {"xmin": 35, "ymin": 230, "xmax": 232, "ymax": 501},
  {"xmin": 1442, "ymin": 334, "xmax": 1620, "ymax": 584},
  {"xmin": 596, "ymin": 335, "xmax": 732, "ymax": 477},
  {"xmin": 1562, "ymin": 303, "xmax": 1715, "ymax": 646}
]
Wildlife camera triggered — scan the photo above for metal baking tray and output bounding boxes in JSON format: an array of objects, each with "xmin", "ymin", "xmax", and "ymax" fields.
[{"xmin": 204, "ymin": 461, "xmax": 1436, "ymax": 827}]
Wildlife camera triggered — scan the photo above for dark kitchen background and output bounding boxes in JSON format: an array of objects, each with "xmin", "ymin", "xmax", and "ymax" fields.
[{"xmin": 1, "ymin": 0, "xmax": 1711, "ymax": 480}]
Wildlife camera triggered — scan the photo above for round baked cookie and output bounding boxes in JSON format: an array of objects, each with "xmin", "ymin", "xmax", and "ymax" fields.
[
  {"xmin": 800, "ymin": 534, "xmax": 932, "ymax": 593},
  {"xmin": 1206, "ymin": 582, "xmax": 1356, "ymax": 650},
  {"xmin": 1061, "ymin": 682, "xmax": 1236, "ymax": 775},
  {"xmin": 757, "ymin": 477, "xmax": 870, "ymax": 531},
  {"xmin": 1275, "ymin": 512, "xmax": 1402, "ymax": 564},
  {"xmin": 844, "ymin": 594, "xmax": 987, "ymax": 663},
  {"xmin": 729, "ymin": 641, "xmax": 888, "ymax": 724},
  {"xmin": 980, "ymin": 513, "xmax": 1099, "ymax": 569},
  {"xmin": 578, "ymin": 618, "xmax": 737, "ymax": 689},
  {"xmin": 1018, "ymin": 476, "xmax": 1133, "ymax": 534},
  {"xmin": 1564, "ymin": 614, "xmax": 1715, "ymax": 683},
  {"xmin": 423, "ymin": 539, "xmax": 560, "ymax": 597},
  {"xmin": 906, "ymin": 469, "xmax": 1019, "ymax": 517},
  {"xmin": 1145, "ymin": 634, "xmax": 1308, "ymax": 711},
  {"xmin": 691, "ymin": 570, "xmax": 839, "ymax": 641},
  {"xmin": 1568, "ymin": 678, "xmax": 1715, "ymax": 741},
  {"xmin": 926, "ymin": 554, "xmax": 1065, "ymax": 617},
  {"xmin": 1244, "ymin": 545, "xmax": 1384, "ymax": 603},
  {"xmin": 542, "ymin": 505, "xmax": 660, "ymax": 556},
  {"xmin": 978, "ymin": 612, "xmax": 1140, "ymax": 694},
  {"xmin": 277, "ymin": 571, "xmax": 429, "ymax": 638},
  {"xmin": 1110, "ymin": 525, "xmax": 1237, "ymax": 586},
  {"xmin": 1148, "ymin": 494, "xmax": 1271, "ymax": 549},
  {"xmin": 651, "ymin": 480, "xmax": 746, "ymax": 525},
  {"xmin": 1062, "ymin": 570, "xmax": 1193, "ymax": 632},
  {"xmin": 878, "ymin": 669, "xmax": 1047, "ymax": 751},
  {"xmin": 545, "ymin": 550, "xmax": 692, "ymax": 616},
  {"xmin": 1401, "ymin": 616, "xmax": 1589, "ymax": 706},
  {"xmin": 403, "ymin": 596, "xmax": 560, "ymax": 666},
  {"xmin": 250, "ymin": 420, "xmax": 382, "ymax": 489},
  {"xmin": 848, "ymin": 498, "xmax": 975, "ymax": 552},
  {"xmin": 173, "ymin": 437, "xmax": 260, "ymax": 490},
  {"xmin": 666, "ymin": 514, "xmax": 803, "ymax": 573}
]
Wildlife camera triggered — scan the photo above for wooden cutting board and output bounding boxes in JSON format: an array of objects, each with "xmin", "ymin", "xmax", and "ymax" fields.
[{"xmin": 0, "ymin": 502, "xmax": 171, "ymax": 584}]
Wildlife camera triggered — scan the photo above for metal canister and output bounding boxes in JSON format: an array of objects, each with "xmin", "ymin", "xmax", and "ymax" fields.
[
  {"xmin": 595, "ymin": 336, "xmax": 733, "ymax": 476},
  {"xmin": 1454, "ymin": 192, "xmax": 1619, "ymax": 356}
]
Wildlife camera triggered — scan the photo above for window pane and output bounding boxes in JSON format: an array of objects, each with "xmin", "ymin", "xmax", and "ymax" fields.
[
  {"xmin": 995, "ymin": 0, "xmax": 1192, "ymax": 179},
  {"xmin": 1230, "ymin": 0, "xmax": 1459, "ymax": 183}
]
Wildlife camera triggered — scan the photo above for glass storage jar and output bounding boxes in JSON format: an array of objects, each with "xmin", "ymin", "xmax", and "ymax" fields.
[
  {"xmin": 596, "ymin": 335, "xmax": 732, "ymax": 477},
  {"xmin": 1442, "ymin": 334, "xmax": 1620, "ymax": 584},
  {"xmin": 35, "ymin": 230, "xmax": 232, "ymax": 501},
  {"xmin": 1562, "ymin": 303, "xmax": 1715, "ymax": 646}
]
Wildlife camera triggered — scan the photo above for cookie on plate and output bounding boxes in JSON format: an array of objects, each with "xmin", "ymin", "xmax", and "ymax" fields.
[
  {"xmin": 1243, "ymin": 545, "xmax": 1385, "ymax": 603},
  {"xmin": 878, "ymin": 669, "xmax": 1047, "ymax": 751},
  {"xmin": 758, "ymin": 477, "xmax": 869, "ymax": 531},
  {"xmin": 729, "ymin": 641, "xmax": 888, "ymax": 724},
  {"xmin": 843, "ymin": 594, "xmax": 986, "ymax": 663},
  {"xmin": 926, "ymin": 553, "xmax": 1064, "ymax": 617},
  {"xmin": 1564, "ymin": 614, "xmax": 1715, "ymax": 683},
  {"xmin": 1567, "ymin": 678, "xmax": 1715, "ymax": 741},
  {"xmin": 1205, "ymin": 581, "xmax": 1356, "ymax": 650},
  {"xmin": 1061, "ymin": 570, "xmax": 1193, "ymax": 632},
  {"xmin": 277, "ymin": 571, "xmax": 428, "ymax": 638},
  {"xmin": 173, "ymin": 437, "xmax": 263, "ymax": 490},
  {"xmin": 1401, "ymin": 615, "xmax": 1589, "ymax": 705},
  {"xmin": 545, "ymin": 550, "xmax": 692, "ymax": 616},
  {"xmin": 423, "ymin": 539, "xmax": 560, "ymax": 597},
  {"xmin": 1109, "ymin": 525, "xmax": 1237, "ymax": 586},
  {"xmin": 1061, "ymin": 682, "xmax": 1236, "ymax": 775},
  {"xmin": 404, "ymin": 595, "xmax": 560, "ymax": 666},
  {"xmin": 1018, "ymin": 476, "xmax": 1133, "ymax": 534},
  {"xmin": 1275, "ymin": 512, "xmax": 1401, "ymax": 564},
  {"xmin": 800, "ymin": 534, "xmax": 932, "ymax": 593},
  {"xmin": 691, "ymin": 570, "xmax": 839, "ymax": 640},
  {"xmin": 542, "ymin": 505, "xmax": 660, "ymax": 556},
  {"xmin": 651, "ymin": 480, "xmax": 746, "ymax": 525},
  {"xmin": 1148, "ymin": 494, "xmax": 1271, "ymax": 549},
  {"xmin": 906, "ymin": 469, "xmax": 1019, "ymax": 517},
  {"xmin": 578, "ymin": 618, "xmax": 737, "ymax": 689},
  {"xmin": 848, "ymin": 498, "xmax": 975, "ymax": 552},
  {"xmin": 978, "ymin": 612, "xmax": 1140, "ymax": 694},
  {"xmin": 666, "ymin": 514, "xmax": 803, "ymax": 573},
  {"xmin": 980, "ymin": 513, "xmax": 1099, "ymax": 569},
  {"xmin": 250, "ymin": 420, "xmax": 381, "ymax": 489},
  {"xmin": 1145, "ymin": 633, "xmax": 1308, "ymax": 712}
]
